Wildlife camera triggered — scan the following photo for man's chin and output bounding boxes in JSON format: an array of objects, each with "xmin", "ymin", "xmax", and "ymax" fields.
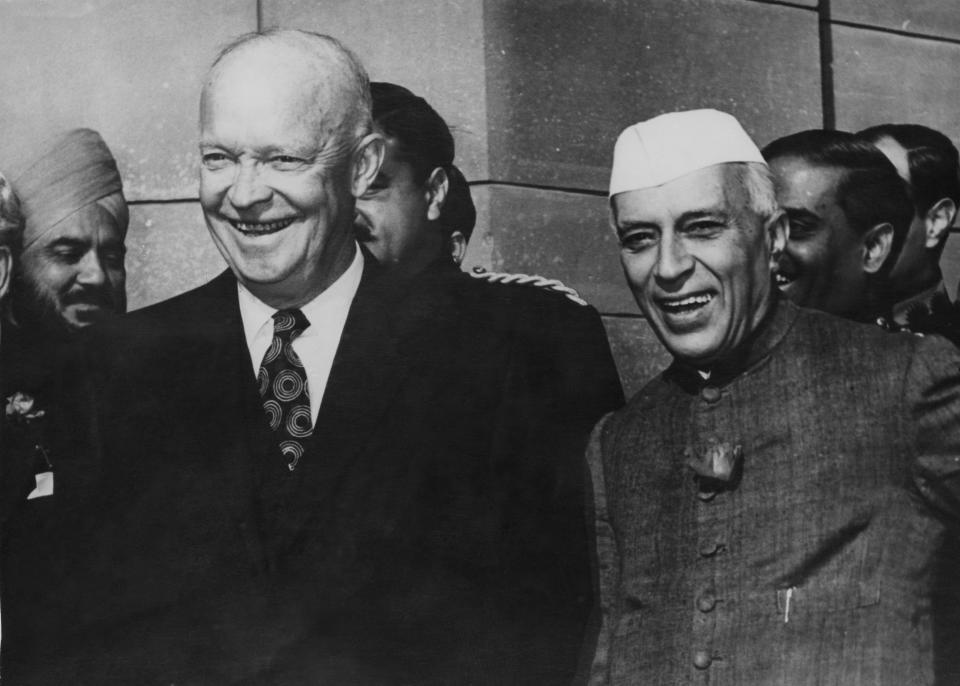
[{"xmin": 777, "ymin": 281, "xmax": 807, "ymax": 306}]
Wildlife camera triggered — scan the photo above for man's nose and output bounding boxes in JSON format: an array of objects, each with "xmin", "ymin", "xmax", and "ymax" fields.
[
  {"xmin": 76, "ymin": 250, "xmax": 107, "ymax": 286},
  {"xmin": 227, "ymin": 162, "xmax": 272, "ymax": 209},
  {"xmin": 655, "ymin": 235, "xmax": 694, "ymax": 283}
]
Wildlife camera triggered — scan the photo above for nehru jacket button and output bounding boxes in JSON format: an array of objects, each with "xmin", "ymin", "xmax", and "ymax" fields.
[
  {"xmin": 692, "ymin": 650, "xmax": 713, "ymax": 669},
  {"xmin": 698, "ymin": 541, "xmax": 724, "ymax": 557},
  {"xmin": 701, "ymin": 385, "xmax": 722, "ymax": 403},
  {"xmin": 697, "ymin": 590, "xmax": 718, "ymax": 612}
]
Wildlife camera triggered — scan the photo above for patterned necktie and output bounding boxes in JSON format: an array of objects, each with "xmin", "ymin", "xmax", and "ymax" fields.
[{"xmin": 257, "ymin": 309, "xmax": 312, "ymax": 471}]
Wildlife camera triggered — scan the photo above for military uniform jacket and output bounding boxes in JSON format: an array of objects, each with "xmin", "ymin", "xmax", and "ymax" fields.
[
  {"xmin": 2, "ymin": 259, "xmax": 623, "ymax": 685},
  {"xmin": 587, "ymin": 298, "xmax": 960, "ymax": 685}
]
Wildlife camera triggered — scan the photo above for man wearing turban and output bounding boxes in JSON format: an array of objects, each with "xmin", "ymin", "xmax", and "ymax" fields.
[
  {"xmin": 588, "ymin": 109, "xmax": 960, "ymax": 684},
  {"xmin": 1, "ymin": 128, "xmax": 127, "ymax": 398}
]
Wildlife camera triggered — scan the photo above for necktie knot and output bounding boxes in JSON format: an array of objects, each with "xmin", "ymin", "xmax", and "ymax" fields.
[{"xmin": 272, "ymin": 309, "xmax": 309, "ymax": 343}]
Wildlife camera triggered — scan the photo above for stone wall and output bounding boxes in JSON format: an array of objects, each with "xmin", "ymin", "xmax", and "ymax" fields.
[{"xmin": 2, "ymin": 0, "xmax": 958, "ymax": 395}]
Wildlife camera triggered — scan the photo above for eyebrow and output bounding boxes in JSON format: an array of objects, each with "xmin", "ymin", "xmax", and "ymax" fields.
[
  {"xmin": 676, "ymin": 209, "xmax": 730, "ymax": 224},
  {"xmin": 198, "ymin": 142, "xmax": 319, "ymax": 158},
  {"xmin": 615, "ymin": 220, "xmax": 659, "ymax": 233},
  {"xmin": 46, "ymin": 237, "xmax": 90, "ymax": 250},
  {"xmin": 783, "ymin": 207, "xmax": 820, "ymax": 222},
  {"xmin": 616, "ymin": 208, "xmax": 730, "ymax": 232}
]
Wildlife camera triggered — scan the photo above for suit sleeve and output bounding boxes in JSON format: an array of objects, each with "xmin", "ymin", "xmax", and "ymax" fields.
[
  {"xmin": 908, "ymin": 333, "xmax": 960, "ymax": 528},
  {"xmin": 555, "ymin": 304, "xmax": 625, "ymax": 429}
]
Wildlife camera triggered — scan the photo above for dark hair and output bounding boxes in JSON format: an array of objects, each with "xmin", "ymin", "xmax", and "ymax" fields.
[
  {"xmin": 858, "ymin": 123, "xmax": 960, "ymax": 219},
  {"xmin": 370, "ymin": 82, "xmax": 476, "ymax": 242},
  {"xmin": 762, "ymin": 129, "xmax": 912, "ymax": 264}
]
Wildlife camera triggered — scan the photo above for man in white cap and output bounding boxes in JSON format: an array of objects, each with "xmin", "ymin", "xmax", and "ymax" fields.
[{"xmin": 588, "ymin": 109, "xmax": 960, "ymax": 684}]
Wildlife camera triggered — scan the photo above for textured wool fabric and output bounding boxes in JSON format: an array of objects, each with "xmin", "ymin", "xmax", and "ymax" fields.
[
  {"xmin": 587, "ymin": 298, "xmax": 960, "ymax": 685},
  {"xmin": 13, "ymin": 128, "xmax": 123, "ymax": 249}
]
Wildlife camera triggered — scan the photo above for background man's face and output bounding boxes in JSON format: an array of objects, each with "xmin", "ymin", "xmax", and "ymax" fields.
[
  {"xmin": 872, "ymin": 136, "xmax": 926, "ymax": 283},
  {"xmin": 613, "ymin": 164, "xmax": 776, "ymax": 365},
  {"xmin": 199, "ymin": 50, "xmax": 356, "ymax": 305},
  {"xmin": 768, "ymin": 157, "xmax": 866, "ymax": 316},
  {"xmin": 16, "ymin": 200, "xmax": 127, "ymax": 333},
  {"xmin": 354, "ymin": 135, "xmax": 439, "ymax": 268}
]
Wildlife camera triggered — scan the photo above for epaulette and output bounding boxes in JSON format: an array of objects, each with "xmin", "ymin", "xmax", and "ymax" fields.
[
  {"xmin": 874, "ymin": 316, "xmax": 924, "ymax": 337},
  {"xmin": 469, "ymin": 267, "xmax": 588, "ymax": 306}
]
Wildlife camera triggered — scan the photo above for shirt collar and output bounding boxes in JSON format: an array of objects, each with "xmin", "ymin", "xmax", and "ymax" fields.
[{"xmin": 237, "ymin": 246, "xmax": 364, "ymax": 347}]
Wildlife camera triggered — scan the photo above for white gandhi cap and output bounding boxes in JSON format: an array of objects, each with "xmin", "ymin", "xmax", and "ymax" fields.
[{"xmin": 609, "ymin": 109, "xmax": 765, "ymax": 197}]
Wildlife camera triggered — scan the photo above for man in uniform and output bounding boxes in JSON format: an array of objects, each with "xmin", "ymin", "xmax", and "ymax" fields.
[
  {"xmin": 588, "ymin": 109, "xmax": 960, "ymax": 685},
  {"xmin": 859, "ymin": 124, "xmax": 960, "ymax": 342},
  {"xmin": 2, "ymin": 30, "xmax": 622, "ymax": 685}
]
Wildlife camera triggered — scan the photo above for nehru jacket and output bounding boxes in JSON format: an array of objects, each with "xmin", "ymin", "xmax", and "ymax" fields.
[{"xmin": 588, "ymin": 297, "xmax": 960, "ymax": 685}]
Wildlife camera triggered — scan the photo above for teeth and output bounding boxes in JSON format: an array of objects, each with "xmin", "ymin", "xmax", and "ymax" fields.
[
  {"xmin": 661, "ymin": 293, "xmax": 713, "ymax": 311},
  {"xmin": 232, "ymin": 218, "xmax": 295, "ymax": 234},
  {"xmin": 775, "ymin": 273, "xmax": 792, "ymax": 286}
]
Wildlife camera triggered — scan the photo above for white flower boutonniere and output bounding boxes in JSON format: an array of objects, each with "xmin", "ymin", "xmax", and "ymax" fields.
[{"xmin": 5, "ymin": 391, "xmax": 47, "ymax": 425}]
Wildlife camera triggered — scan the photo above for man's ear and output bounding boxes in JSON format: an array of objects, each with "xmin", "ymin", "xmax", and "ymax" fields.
[
  {"xmin": 0, "ymin": 246, "xmax": 11, "ymax": 303},
  {"xmin": 351, "ymin": 132, "xmax": 385, "ymax": 198},
  {"xmin": 448, "ymin": 230, "xmax": 466, "ymax": 265},
  {"xmin": 765, "ymin": 211, "xmax": 789, "ymax": 272},
  {"xmin": 425, "ymin": 167, "xmax": 449, "ymax": 222},
  {"xmin": 862, "ymin": 222, "xmax": 894, "ymax": 274},
  {"xmin": 924, "ymin": 197, "xmax": 956, "ymax": 249}
]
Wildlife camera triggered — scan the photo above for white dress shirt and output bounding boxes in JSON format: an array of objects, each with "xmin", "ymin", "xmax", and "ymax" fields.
[{"xmin": 238, "ymin": 247, "xmax": 364, "ymax": 425}]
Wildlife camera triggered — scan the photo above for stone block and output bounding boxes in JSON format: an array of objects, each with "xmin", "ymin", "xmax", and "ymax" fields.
[
  {"xmin": 831, "ymin": 0, "xmax": 960, "ymax": 42},
  {"xmin": 0, "ymin": 0, "xmax": 256, "ymax": 201},
  {"xmin": 483, "ymin": 0, "xmax": 822, "ymax": 190},
  {"xmin": 464, "ymin": 184, "xmax": 638, "ymax": 315},
  {"xmin": 126, "ymin": 202, "xmax": 226, "ymax": 311},
  {"xmin": 262, "ymin": 0, "xmax": 489, "ymax": 180},
  {"xmin": 833, "ymin": 24, "xmax": 960, "ymax": 150}
]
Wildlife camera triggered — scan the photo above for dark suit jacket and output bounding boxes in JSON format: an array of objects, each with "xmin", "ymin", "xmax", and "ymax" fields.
[
  {"xmin": 587, "ymin": 298, "xmax": 960, "ymax": 685},
  {"xmin": 2, "ymin": 259, "xmax": 623, "ymax": 685}
]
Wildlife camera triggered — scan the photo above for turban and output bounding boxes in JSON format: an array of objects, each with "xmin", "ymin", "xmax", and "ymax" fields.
[
  {"xmin": 14, "ymin": 128, "xmax": 125, "ymax": 249},
  {"xmin": 609, "ymin": 109, "xmax": 765, "ymax": 197}
]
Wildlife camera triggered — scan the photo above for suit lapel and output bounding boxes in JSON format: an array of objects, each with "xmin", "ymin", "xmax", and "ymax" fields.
[
  {"xmin": 171, "ymin": 271, "xmax": 274, "ymax": 562},
  {"xmin": 266, "ymin": 263, "xmax": 437, "ymax": 545}
]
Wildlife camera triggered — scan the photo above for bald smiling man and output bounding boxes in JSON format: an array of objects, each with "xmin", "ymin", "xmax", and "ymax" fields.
[{"xmin": 2, "ymin": 30, "xmax": 620, "ymax": 685}]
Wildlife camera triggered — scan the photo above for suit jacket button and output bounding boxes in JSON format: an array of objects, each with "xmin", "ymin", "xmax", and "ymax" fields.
[
  {"xmin": 701, "ymin": 385, "xmax": 721, "ymax": 403},
  {"xmin": 697, "ymin": 590, "xmax": 718, "ymax": 612},
  {"xmin": 692, "ymin": 649, "xmax": 713, "ymax": 669}
]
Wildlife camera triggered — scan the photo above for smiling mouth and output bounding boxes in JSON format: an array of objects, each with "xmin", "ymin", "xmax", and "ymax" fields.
[
  {"xmin": 658, "ymin": 292, "xmax": 715, "ymax": 314},
  {"xmin": 229, "ymin": 217, "xmax": 296, "ymax": 236},
  {"xmin": 775, "ymin": 272, "xmax": 795, "ymax": 287},
  {"xmin": 353, "ymin": 221, "xmax": 374, "ymax": 242}
]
